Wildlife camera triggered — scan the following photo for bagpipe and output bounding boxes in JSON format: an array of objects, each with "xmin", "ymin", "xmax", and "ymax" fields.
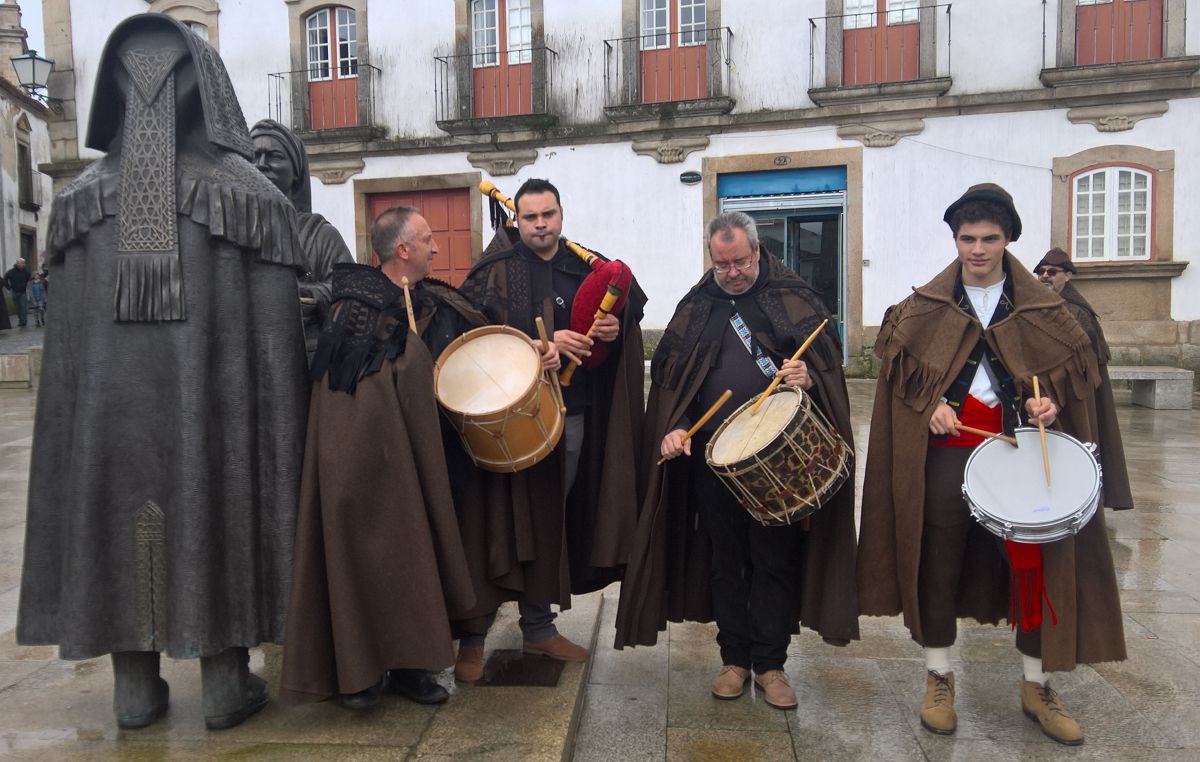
[{"xmin": 479, "ymin": 180, "xmax": 636, "ymax": 385}]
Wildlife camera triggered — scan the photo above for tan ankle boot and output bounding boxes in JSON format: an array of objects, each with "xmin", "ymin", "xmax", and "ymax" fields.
[
  {"xmin": 1022, "ymin": 681, "xmax": 1084, "ymax": 745},
  {"xmin": 455, "ymin": 646, "xmax": 484, "ymax": 683},
  {"xmin": 920, "ymin": 670, "xmax": 956, "ymax": 735},
  {"xmin": 711, "ymin": 665, "xmax": 749, "ymax": 700},
  {"xmin": 754, "ymin": 670, "xmax": 798, "ymax": 710}
]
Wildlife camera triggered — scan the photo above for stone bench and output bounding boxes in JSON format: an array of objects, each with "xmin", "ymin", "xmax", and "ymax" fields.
[{"xmin": 1108, "ymin": 365, "xmax": 1194, "ymax": 410}]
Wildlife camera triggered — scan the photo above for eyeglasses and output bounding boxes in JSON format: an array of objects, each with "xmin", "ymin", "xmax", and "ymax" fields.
[
  {"xmin": 712, "ymin": 256, "xmax": 754, "ymax": 274},
  {"xmin": 1035, "ymin": 267, "xmax": 1063, "ymax": 277}
]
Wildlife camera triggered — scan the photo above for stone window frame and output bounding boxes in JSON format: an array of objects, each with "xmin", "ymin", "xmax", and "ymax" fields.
[
  {"xmin": 15, "ymin": 114, "xmax": 39, "ymax": 211},
  {"xmin": 448, "ymin": 0, "xmax": 546, "ymax": 123},
  {"xmin": 284, "ymin": 0, "xmax": 371, "ymax": 135},
  {"xmin": 616, "ymin": 0, "xmax": 724, "ymax": 97},
  {"xmin": 1051, "ymin": 145, "xmax": 1174, "ymax": 265},
  {"xmin": 818, "ymin": 0, "xmax": 939, "ymax": 88},
  {"xmin": 1053, "ymin": 0, "xmax": 1187, "ymax": 68},
  {"xmin": 145, "ymin": 0, "xmax": 221, "ymax": 50}
]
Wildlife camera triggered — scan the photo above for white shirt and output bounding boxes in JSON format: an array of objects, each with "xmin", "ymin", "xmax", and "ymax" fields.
[{"xmin": 963, "ymin": 276, "xmax": 1006, "ymax": 407}]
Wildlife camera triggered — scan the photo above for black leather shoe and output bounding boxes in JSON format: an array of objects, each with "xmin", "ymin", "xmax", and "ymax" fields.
[
  {"xmin": 205, "ymin": 674, "xmax": 269, "ymax": 731},
  {"xmin": 117, "ymin": 678, "xmax": 170, "ymax": 730},
  {"xmin": 385, "ymin": 669, "xmax": 449, "ymax": 705},
  {"xmin": 339, "ymin": 679, "xmax": 383, "ymax": 710}
]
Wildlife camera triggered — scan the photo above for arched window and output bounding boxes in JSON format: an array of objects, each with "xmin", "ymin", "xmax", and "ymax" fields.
[
  {"xmin": 304, "ymin": 6, "xmax": 360, "ymax": 129},
  {"xmin": 1072, "ymin": 165, "xmax": 1153, "ymax": 261}
]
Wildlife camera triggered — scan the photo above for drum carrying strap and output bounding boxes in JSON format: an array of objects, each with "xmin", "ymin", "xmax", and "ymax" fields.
[{"xmin": 729, "ymin": 311, "xmax": 777, "ymax": 379}]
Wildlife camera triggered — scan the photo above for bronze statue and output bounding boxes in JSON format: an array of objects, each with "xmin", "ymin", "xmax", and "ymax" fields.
[
  {"xmin": 17, "ymin": 14, "xmax": 308, "ymax": 730},
  {"xmin": 250, "ymin": 119, "xmax": 353, "ymax": 357}
]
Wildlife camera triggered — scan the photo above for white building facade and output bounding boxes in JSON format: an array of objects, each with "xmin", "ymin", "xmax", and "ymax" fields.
[{"xmin": 42, "ymin": 0, "xmax": 1200, "ymax": 375}]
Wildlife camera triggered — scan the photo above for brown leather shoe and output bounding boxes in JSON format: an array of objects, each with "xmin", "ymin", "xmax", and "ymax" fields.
[
  {"xmin": 455, "ymin": 645, "xmax": 484, "ymax": 683},
  {"xmin": 754, "ymin": 670, "xmax": 798, "ymax": 710},
  {"xmin": 1022, "ymin": 681, "xmax": 1084, "ymax": 746},
  {"xmin": 523, "ymin": 634, "xmax": 589, "ymax": 662},
  {"xmin": 920, "ymin": 670, "xmax": 957, "ymax": 735},
  {"xmin": 711, "ymin": 665, "xmax": 750, "ymax": 700}
]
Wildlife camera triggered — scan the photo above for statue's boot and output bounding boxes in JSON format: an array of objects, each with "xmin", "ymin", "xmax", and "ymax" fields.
[
  {"xmin": 112, "ymin": 651, "xmax": 170, "ymax": 729},
  {"xmin": 201, "ymin": 646, "xmax": 269, "ymax": 730}
]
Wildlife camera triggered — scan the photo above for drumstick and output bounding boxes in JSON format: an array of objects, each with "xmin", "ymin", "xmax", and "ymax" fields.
[
  {"xmin": 657, "ymin": 389, "xmax": 732, "ymax": 466},
  {"xmin": 535, "ymin": 316, "xmax": 566, "ymax": 415},
  {"xmin": 1032, "ymin": 375, "xmax": 1052, "ymax": 487},
  {"xmin": 748, "ymin": 319, "xmax": 829, "ymax": 417},
  {"xmin": 401, "ymin": 276, "xmax": 417, "ymax": 334},
  {"xmin": 560, "ymin": 283, "xmax": 622, "ymax": 387},
  {"xmin": 953, "ymin": 423, "xmax": 1018, "ymax": 447}
]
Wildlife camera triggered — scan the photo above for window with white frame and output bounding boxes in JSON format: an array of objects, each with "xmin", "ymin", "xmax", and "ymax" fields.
[
  {"xmin": 886, "ymin": 0, "xmax": 919, "ymax": 25},
  {"xmin": 336, "ymin": 7, "xmax": 358, "ymax": 76},
  {"xmin": 306, "ymin": 9, "xmax": 331, "ymax": 80},
  {"xmin": 1073, "ymin": 166, "xmax": 1153, "ymax": 261},
  {"xmin": 1076, "ymin": 0, "xmax": 1113, "ymax": 6},
  {"xmin": 472, "ymin": 0, "xmax": 499, "ymax": 67},
  {"xmin": 185, "ymin": 21, "xmax": 208, "ymax": 41},
  {"xmin": 844, "ymin": 0, "xmax": 876, "ymax": 29},
  {"xmin": 679, "ymin": 0, "xmax": 706, "ymax": 46},
  {"xmin": 507, "ymin": 0, "xmax": 532, "ymax": 64},
  {"xmin": 641, "ymin": 0, "xmax": 669, "ymax": 50}
]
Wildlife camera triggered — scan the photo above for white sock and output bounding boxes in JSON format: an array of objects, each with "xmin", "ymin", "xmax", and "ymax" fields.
[
  {"xmin": 925, "ymin": 647, "xmax": 952, "ymax": 675},
  {"xmin": 1022, "ymin": 653, "xmax": 1047, "ymax": 685}
]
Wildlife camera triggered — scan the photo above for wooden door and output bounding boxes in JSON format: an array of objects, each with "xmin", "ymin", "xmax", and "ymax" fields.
[
  {"xmin": 1075, "ymin": 0, "xmax": 1164, "ymax": 66},
  {"xmin": 472, "ymin": 0, "xmax": 534, "ymax": 117},
  {"xmin": 842, "ymin": 0, "xmax": 920, "ymax": 86},
  {"xmin": 368, "ymin": 189, "xmax": 475, "ymax": 287},
  {"xmin": 640, "ymin": 0, "xmax": 708, "ymax": 103},
  {"xmin": 306, "ymin": 7, "xmax": 360, "ymax": 130}
]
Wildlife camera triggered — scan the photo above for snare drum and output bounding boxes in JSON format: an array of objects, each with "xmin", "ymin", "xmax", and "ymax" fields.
[
  {"xmin": 962, "ymin": 427, "xmax": 1101, "ymax": 544},
  {"xmin": 434, "ymin": 325, "xmax": 564, "ymax": 473},
  {"xmin": 705, "ymin": 386, "xmax": 851, "ymax": 526}
]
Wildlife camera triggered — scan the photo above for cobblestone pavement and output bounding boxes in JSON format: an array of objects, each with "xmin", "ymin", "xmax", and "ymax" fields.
[{"xmin": 0, "ymin": 375, "xmax": 1197, "ymax": 760}]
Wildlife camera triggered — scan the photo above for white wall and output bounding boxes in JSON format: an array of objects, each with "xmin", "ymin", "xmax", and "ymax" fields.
[{"xmin": 544, "ymin": 0, "xmax": 620, "ymax": 124}]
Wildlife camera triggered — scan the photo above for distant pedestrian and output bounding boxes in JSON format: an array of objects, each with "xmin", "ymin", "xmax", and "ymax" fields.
[
  {"xmin": 3, "ymin": 258, "xmax": 31, "ymax": 327},
  {"xmin": 29, "ymin": 274, "xmax": 46, "ymax": 327}
]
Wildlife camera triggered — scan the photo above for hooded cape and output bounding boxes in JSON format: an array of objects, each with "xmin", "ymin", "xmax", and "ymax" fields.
[
  {"xmin": 18, "ymin": 14, "xmax": 308, "ymax": 659},
  {"xmin": 858, "ymin": 252, "xmax": 1126, "ymax": 671},
  {"xmin": 281, "ymin": 265, "xmax": 479, "ymax": 701},
  {"xmin": 614, "ymin": 254, "xmax": 860, "ymax": 648},
  {"xmin": 457, "ymin": 237, "xmax": 647, "ymax": 603}
]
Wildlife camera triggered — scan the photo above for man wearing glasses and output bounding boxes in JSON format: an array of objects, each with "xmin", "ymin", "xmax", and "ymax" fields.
[
  {"xmin": 615, "ymin": 211, "xmax": 859, "ymax": 711},
  {"xmin": 1034, "ymin": 248, "xmax": 1132, "ymax": 511}
]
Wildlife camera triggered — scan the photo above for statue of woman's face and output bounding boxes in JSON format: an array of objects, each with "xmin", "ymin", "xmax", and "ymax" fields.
[{"xmin": 252, "ymin": 135, "xmax": 297, "ymax": 198}]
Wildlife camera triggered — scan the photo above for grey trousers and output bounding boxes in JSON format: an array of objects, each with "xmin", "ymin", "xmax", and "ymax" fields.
[{"xmin": 111, "ymin": 646, "xmax": 254, "ymax": 720}]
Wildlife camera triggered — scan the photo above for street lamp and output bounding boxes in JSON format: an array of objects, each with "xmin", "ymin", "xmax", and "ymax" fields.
[{"xmin": 10, "ymin": 49, "xmax": 63, "ymax": 113}]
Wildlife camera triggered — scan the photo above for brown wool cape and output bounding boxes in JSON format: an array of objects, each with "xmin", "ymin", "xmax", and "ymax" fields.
[
  {"xmin": 1060, "ymin": 282, "xmax": 1133, "ymax": 510},
  {"xmin": 281, "ymin": 267, "xmax": 478, "ymax": 702},
  {"xmin": 457, "ymin": 238, "xmax": 647, "ymax": 612},
  {"xmin": 858, "ymin": 253, "xmax": 1127, "ymax": 671},
  {"xmin": 614, "ymin": 255, "xmax": 861, "ymax": 648}
]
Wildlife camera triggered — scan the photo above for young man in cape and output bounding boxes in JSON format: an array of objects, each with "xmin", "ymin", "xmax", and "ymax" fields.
[{"xmin": 858, "ymin": 184, "xmax": 1127, "ymax": 745}]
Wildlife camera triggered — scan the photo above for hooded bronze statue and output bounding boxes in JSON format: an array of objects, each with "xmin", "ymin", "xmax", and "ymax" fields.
[{"xmin": 17, "ymin": 14, "xmax": 308, "ymax": 731}]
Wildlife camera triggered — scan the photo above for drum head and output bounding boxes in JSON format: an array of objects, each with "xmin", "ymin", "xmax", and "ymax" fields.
[
  {"xmin": 963, "ymin": 428, "xmax": 1100, "ymax": 532},
  {"xmin": 436, "ymin": 328, "xmax": 539, "ymax": 415},
  {"xmin": 709, "ymin": 388, "xmax": 802, "ymax": 466}
]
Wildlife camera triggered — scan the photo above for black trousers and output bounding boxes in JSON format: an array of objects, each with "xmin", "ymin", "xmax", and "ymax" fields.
[
  {"xmin": 919, "ymin": 446, "xmax": 1041, "ymax": 658},
  {"xmin": 692, "ymin": 434, "xmax": 803, "ymax": 674}
]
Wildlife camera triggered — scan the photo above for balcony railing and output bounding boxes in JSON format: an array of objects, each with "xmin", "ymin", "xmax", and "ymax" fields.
[
  {"xmin": 603, "ymin": 27, "xmax": 733, "ymax": 108},
  {"xmin": 808, "ymin": 4, "xmax": 952, "ymax": 90},
  {"xmin": 434, "ymin": 46, "xmax": 557, "ymax": 127},
  {"xmin": 267, "ymin": 63, "xmax": 381, "ymax": 135},
  {"xmin": 1073, "ymin": 0, "xmax": 1175, "ymax": 66}
]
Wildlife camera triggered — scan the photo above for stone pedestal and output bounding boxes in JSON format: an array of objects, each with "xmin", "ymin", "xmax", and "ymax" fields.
[
  {"xmin": 1110, "ymin": 366, "xmax": 1195, "ymax": 410},
  {"xmin": 0, "ymin": 353, "xmax": 32, "ymax": 389}
]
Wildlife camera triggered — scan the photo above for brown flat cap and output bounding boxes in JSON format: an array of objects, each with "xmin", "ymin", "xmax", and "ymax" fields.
[
  {"xmin": 1035, "ymin": 247, "xmax": 1076, "ymax": 273},
  {"xmin": 943, "ymin": 183, "xmax": 1023, "ymax": 242}
]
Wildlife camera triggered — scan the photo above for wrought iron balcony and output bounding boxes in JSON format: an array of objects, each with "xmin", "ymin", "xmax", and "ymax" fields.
[
  {"xmin": 602, "ymin": 27, "xmax": 734, "ymax": 121},
  {"xmin": 266, "ymin": 62, "xmax": 382, "ymax": 138},
  {"xmin": 808, "ymin": 4, "xmax": 952, "ymax": 103},
  {"xmin": 434, "ymin": 46, "xmax": 558, "ymax": 134}
]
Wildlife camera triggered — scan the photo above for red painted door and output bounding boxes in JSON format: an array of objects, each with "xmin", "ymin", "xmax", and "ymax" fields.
[
  {"xmin": 306, "ymin": 7, "xmax": 360, "ymax": 130},
  {"xmin": 640, "ymin": 0, "xmax": 708, "ymax": 103},
  {"xmin": 1075, "ymin": 0, "xmax": 1163, "ymax": 66},
  {"xmin": 472, "ymin": 0, "xmax": 534, "ymax": 117},
  {"xmin": 368, "ymin": 189, "xmax": 474, "ymax": 287},
  {"xmin": 842, "ymin": 0, "xmax": 920, "ymax": 86}
]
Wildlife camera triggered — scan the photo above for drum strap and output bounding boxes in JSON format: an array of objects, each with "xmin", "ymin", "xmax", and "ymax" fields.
[{"xmin": 729, "ymin": 311, "xmax": 778, "ymax": 379}]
